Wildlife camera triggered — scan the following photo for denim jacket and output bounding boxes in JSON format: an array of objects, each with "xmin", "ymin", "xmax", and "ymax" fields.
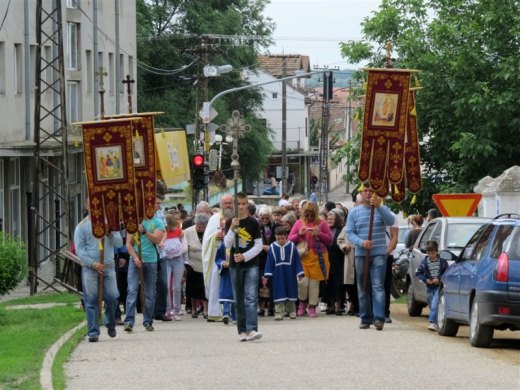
[{"xmin": 415, "ymin": 256, "xmax": 449, "ymax": 284}]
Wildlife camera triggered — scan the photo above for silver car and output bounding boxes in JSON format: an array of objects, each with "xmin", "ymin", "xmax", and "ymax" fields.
[{"xmin": 406, "ymin": 217, "xmax": 491, "ymax": 316}]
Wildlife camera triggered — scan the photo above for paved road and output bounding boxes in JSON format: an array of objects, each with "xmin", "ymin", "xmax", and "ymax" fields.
[{"xmin": 65, "ymin": 305, "xmax": 519, "ymax": 390}]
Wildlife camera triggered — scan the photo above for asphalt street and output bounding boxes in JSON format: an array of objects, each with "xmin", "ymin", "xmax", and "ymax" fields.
[{"xmin": 65, "ymin": 305, "xmax": 520, "ymax": 390}]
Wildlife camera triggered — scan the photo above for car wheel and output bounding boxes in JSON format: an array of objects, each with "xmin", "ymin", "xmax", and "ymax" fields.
[
  {"xmin": 437, "ymin": 289, "xmax": 459, "ymax": 337},
  {"xmin": 469, "ymin": 299, "xmax": 494, "ymax": 348},
  {"xmin": 407, "ymin": 282, "xmax": 423, "ymax": 317}
]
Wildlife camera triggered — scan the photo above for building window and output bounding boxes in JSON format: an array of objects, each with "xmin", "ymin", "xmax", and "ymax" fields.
[
  {"xmin": 30, "ymin": 45, "xmax": 36, "ymax": 94},
  {"xmin": 119, "ymin": 54, "xmax": 125, "ymax": 93},
  {"xmin": 0, "ymin": 42, "xmax": 5, "ymax": 94},
  {"xmin": 67, "ymin": 23, "xmax": 79, "ymax": 70},
  {"xmin": 14, "ymin": 43, "xmax": 23, "ymax": 94},
  {"xmin": 85, "ymin": 50, "xmax": 92, "ymax": 93},
  {"xmin": 8, "ymin": 158, "xmax": 21, "ymax": 236},
  {"xmin": 67, "ymin": 81, "xmax": 80, "ymax": 122},
  {"xmin": 108, "ymin": 52, "xmax": 114, "ymax": 93},
  {"xmin": 272, "ymin": 92, "xmax": 278, "ymax": 99},
  {"xmin": 66, "ymin": 0, "xmax": 78, "ymax": 8},
  {"xmin": 44, "ymin": 46, "xmax": 52, "ymax": 94},
  {"xmin": 0, "ymin": 160, "xmax": 4, "ymax": 231},
  {"xmin": 128, "ymin": 55, "xmax": 134, "ymax": 79}
]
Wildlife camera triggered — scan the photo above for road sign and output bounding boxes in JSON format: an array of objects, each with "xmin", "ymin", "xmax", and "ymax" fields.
[
  {"xmin": 199, "ymin": 102, "xmax": 218, "ymax": 124},
  {"xmin": 432, "ymin": 194, "xmax": 482, "ymax": 217}
]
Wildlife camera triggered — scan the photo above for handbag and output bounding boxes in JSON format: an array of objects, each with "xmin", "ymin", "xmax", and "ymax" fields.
[{"xmin": 296, "ymin": 241, "xmax": 308, "ymax": 257}]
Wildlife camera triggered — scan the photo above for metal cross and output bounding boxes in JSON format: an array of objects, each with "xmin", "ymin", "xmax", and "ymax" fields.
[
  {"xmin": 95, "ymin": 67, "xmax": 108, "ymax": 118},
  {"xmin": 122, "ymin": 74, "xmax": 135, "ymax": 114}
]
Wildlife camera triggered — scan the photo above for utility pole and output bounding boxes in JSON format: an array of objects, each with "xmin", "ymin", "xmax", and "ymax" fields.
[
  {"xmin": 313, "ymin": 67, "xmax": 335, "ymax": 203},
  {"xmin": 281, "ymin": 59, "xmax": 287, "ymax": 194}
]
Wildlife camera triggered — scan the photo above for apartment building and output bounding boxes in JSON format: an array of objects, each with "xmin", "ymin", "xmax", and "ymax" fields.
[{"xmin": 0, "ymin": 0, "xmax": 136, "ymax": 281}]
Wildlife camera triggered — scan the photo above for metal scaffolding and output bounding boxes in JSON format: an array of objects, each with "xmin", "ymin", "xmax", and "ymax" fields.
[{"xmin": 29, "ymin": 0, "xmax": 70, "ymax": 294}]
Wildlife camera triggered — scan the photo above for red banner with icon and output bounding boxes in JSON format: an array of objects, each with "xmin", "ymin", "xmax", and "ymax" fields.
[{"xmin": 82, "ymin": 119, "xmax": 139, "ymax": 238}]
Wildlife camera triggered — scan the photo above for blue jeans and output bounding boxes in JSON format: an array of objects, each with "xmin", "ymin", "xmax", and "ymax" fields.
[
  {"xmin": 125, "ymin": 260, "xmax": 157, "ymax": 326},
  {"xmin": 222, "ymin": 301, "xmax": 236, "ymax": 321},
  {"xmin": 230, "ymin": 265, "xmax": 259, "ymax": 334},
  {"xmin": 82, "ymin": 266, "xmax": 119, "ymax": 337},
  {"xmin": 165, "ymin": 256, "xmax": 185, "ymax": 315},
  {"xmin": 355, "ymin": 254, "xmax": 387, "ymax": 324},
  {"xmin": 427, "ymin": 285, "xmax": 440, "ymax": 324}
]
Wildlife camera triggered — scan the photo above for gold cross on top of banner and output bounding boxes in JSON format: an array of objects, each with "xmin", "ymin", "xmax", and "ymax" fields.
[
  {"xmin": 122, "ymin": 74, "xmax": 135, "ymax": 114},
  {"xmin": 95, "ymin": 67, "xmax": 108, "ymax": 118},
  {"xmin": 384, "ymin": 41, "xmax": 393, "ymax": 69}
]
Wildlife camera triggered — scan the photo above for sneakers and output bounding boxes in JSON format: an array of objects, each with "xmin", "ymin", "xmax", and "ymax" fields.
[
  {"xmin": 289, "ymin": 312, "xmax": 297, "ymax": 320},
  {"xmin": 374, "ymin": 320, "xmax": 384, "ymax": 331},
  {"xmin": 245, "ymin": 330, "xmax": 263, "ymax": 341},
  {"xmin": 239, "ymin": 332, "xmax": 247, "ymax": 342},
  {"xmin": 385, "ymin": 317, "xmax": 392, "ymax": 324},
  {"xmin": 359, "ymin": 323, "xmax": 370, "ymax": 329},
  {"xmin": 172, "ymin": 315, "xmax": 181, "ymax": 321},
  {"xmin": 107, "ymin": 328, "xmax": 116, "ymax": 338},
  {"xmin": 297, "ymin": 302, "xmax": 307, "ymax": 316},
  {"xmin": 274, "ymin": 313, "xmax": 284, "ymax": 321},
  {"xmin": 222, "ymin": 315, "xmax": 230, "ymax": 325},
  {"xmin": 123, "ymin": 323, "xmax": 133, "ymax": 332},
  {"xmin": 428, "ymin": 322, "xmax": 438, "ymax": 331},
  {"xmin": 308, "ymin": 307, "xmax": 317, "ymax": 318},
  {"xmin": 88, "ymin": 335, "xmax": 99, "ymax": 342},
  {"xmin": 115, "ymin": 318, "xmax": 124, "ymax": 326},
  {"xmin": 144, "ymin": 323, "xmax": 154, "ymax": 331}
]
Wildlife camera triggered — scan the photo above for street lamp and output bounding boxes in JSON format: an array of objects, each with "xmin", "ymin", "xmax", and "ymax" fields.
[{"xmin": 214, "ymin": 133, "xmax": 233, "ymax": 171}]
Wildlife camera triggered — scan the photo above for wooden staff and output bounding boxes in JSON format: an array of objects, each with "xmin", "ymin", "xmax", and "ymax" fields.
[
  {"xmin": 97, "ymin": 196, "xmax": 107, "ymax": 320},
  {"xmin": 363, "ymin": 201, "xmax": 376, "ymax": 294},
  {"xmin": 137, "ymin": 180, "xmax": 146, "ymax": 314}
]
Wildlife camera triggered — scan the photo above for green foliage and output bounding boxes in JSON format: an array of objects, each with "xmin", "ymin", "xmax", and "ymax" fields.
[
  {"xmin": 137, "ymin": 0, "xmax": 275, "ymax": 181},
  {"xmin": 0, "ymin": 233, "xmax": 27, "ymax": 296},
  {"xmin": 340, "ymin": 0, "xmax": 520, "ymax": 195}
]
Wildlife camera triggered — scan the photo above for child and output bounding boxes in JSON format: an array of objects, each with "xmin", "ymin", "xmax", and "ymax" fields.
[
  {"xmin": 215, "ymin": 242, "xmax": 235, "ymax": 324},
  {"xmin": 415, "ymin": 240, "xmax": 449, "ymax": 331},
  {"xmin": 264, "ymin": 226, "xmax": 304, "ymax": 320},
  {"xmin": 159, "ymin": 213, "xmax": 186, "ymax": 320}
]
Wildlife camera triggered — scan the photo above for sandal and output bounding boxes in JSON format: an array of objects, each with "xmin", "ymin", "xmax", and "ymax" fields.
[{"xmin": 191, "ymin": 311, "xmax": 199, "ymax": 319}]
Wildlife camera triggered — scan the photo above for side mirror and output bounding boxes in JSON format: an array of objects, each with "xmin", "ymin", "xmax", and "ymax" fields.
[{"xmin": 439, "ymin": 249, "xmax": 457, "ymax": 262}]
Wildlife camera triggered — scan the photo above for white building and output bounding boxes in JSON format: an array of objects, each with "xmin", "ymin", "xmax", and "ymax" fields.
[{"xmin": 0, "ymin": 0, "xmax": 136, "ymax": 280}]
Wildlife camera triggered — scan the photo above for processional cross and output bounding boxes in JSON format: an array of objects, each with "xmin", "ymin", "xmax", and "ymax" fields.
[
  {"xmin": 122, "ymin": 74, "xmax": 135, "ymax": 114},
  {"xmin": 95, "ymin": 67, "xmax": 108, "ymax": 119}
]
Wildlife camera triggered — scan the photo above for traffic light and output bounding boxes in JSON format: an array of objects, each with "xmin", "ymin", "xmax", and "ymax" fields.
[{"xmin": 192, "ymin": 154, "xmax": 205, "ymax": 191}]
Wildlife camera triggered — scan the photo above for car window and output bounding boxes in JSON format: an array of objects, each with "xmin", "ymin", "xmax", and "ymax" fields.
[
  {"xmin": 445, "ymin": 223, "xmax": 485, "ymax": 250},
  {"xmin": 418, "ymin": 222, "xmax": 438, "ymax": 251},
  {"xmin": 429, "ymin": 223, "xmax": 442, "ymax": 246},
  {"xmin": 398, "ymin": 227, "xmax": 409, "ymax": 244},
  {"xmin": 470, "ymin": 225, "xmax": 495, "ymax": 261},
  {"xmin": 490, "ymin": 225, "xmax": 514, "ymax": 259},
  {"xmin": 505, "ymin": 227, "xmax": 520, "ymax": 260},
  {"xmin": 460, "ymin": 224, "xmax": 489, "ymax": 261}
]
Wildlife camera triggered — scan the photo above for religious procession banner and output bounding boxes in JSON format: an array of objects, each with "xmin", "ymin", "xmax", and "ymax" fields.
[
  {"xmin": 107, "ymin": 112, "xmax": 163, "ymax": 220},
  {"xmin": 358, "ymin": 68, "xmax": 417, "ymax": 200},
  {"xmin": 81, "ymin": 118, "xmax": 140, "ymax": 238},
  {"xmin": 155, "ymin": 129, "xmax": 190, "ymax": 187},
  {"xmin": 404, "ymin": 90, "xmax": 422, "ymax": 194}
]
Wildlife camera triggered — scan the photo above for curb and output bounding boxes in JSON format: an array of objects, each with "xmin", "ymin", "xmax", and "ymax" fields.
[{"xmin": 40, "ymin": 320, "xmax": 86, "ymax": 390}]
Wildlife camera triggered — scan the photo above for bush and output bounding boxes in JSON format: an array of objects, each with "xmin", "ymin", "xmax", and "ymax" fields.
[{"xmin": 0, "ymin": 232, "xmax": 28, "ymax": 296}]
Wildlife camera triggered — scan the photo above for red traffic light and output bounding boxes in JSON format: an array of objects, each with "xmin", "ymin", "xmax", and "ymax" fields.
[{"xmin": 193, "ymin": 154, "xmax": 204, "ymax": 167}]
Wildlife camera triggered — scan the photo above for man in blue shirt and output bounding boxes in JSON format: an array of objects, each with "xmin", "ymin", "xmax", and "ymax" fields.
[
  {"xmin": 74, "ymin": 205, "xmax": 123, "ymax": 342},
  {"xmin": 347, "ymin": 183, "xmax": 395, "ymax": 331},
  {"xmin": 124, "ymin": 196, "xmax": 165, "ymax": 332}
]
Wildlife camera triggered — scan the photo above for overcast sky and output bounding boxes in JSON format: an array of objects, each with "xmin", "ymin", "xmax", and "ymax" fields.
[{"xmin": 263, "ymin": 0, "xmax": 382, "ymax": 68}]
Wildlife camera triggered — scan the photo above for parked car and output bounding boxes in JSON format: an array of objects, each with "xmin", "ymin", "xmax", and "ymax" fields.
[
  {"xmin": 407, "ymin": 217, "xmax": 491, "ymax": 316},
  {"xmin": 392, "ymin": 225, "xmax": 410, "ymax": 259},
  {"xmin": 437, "ymin": 214, "xmax": 520, "ymax": 347}
]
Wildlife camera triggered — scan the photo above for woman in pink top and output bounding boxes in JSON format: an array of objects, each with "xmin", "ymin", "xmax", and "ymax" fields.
[{"xmin": 288, "ymin": 202, "xmax": 333, "ymax": 317}]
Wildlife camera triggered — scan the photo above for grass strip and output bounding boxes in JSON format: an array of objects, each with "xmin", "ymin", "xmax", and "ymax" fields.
[
  {"xmin": 0, "ymin": 292, "xmax": 84, "ymax": 389},
  {"xmin": 52, "ymin": 323, "xmax": 86, "ymax": 390}
]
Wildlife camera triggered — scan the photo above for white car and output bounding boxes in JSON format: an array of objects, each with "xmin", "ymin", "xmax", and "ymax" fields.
[{"xmin": 406, "ymin": 217, "xmax": 490, "ymax": 316}]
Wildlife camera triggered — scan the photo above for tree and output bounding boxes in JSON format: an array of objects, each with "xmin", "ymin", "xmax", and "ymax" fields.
[
  {"xmin": 136, "ymin": 0, "xmax": 275, "ymax": 183},
  {"xmin": 339, "ymin": 0, "xmax": 520, "ymax": 208},
  {"xmin": 0, "ymin": 233, "xmax": 27, "ymax": 296}
]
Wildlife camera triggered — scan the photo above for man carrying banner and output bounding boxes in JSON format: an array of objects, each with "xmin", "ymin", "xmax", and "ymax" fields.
[
  {"xmin": 202, "ymin": 194, "xmax": 234, "ymax": 321},
  {"xmin": 124, "ymin": 196, "xmax": 165, "ymax": 332},
  {"xmin": 74, "ymin": 203, "xmax": 123, "ymax": 342},
  {"xmin": 346, "ymin": 183, "xmax": 394, "ymax": 331}
]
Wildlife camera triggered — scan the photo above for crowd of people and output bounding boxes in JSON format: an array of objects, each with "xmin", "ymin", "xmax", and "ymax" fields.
[{"xmin": 74, "ymin": 183, "xmax": 442, "ymax": 343}]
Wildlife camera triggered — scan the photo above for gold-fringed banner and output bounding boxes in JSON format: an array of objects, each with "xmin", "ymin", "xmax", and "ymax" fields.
[
  {"xmin": 404, "ymin": 90, "xmax": 422, "ymax": 194},
  {"xmin": 107, "ymin": 112, "xmax": 163, "ymax": 220},
  {"xmin": 358, "ymin": 68, "xmax": 416, "ymax": 199},
  {"xmin": 82, "ymin": 119, "xmax": 140, "ymax": 238}
]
